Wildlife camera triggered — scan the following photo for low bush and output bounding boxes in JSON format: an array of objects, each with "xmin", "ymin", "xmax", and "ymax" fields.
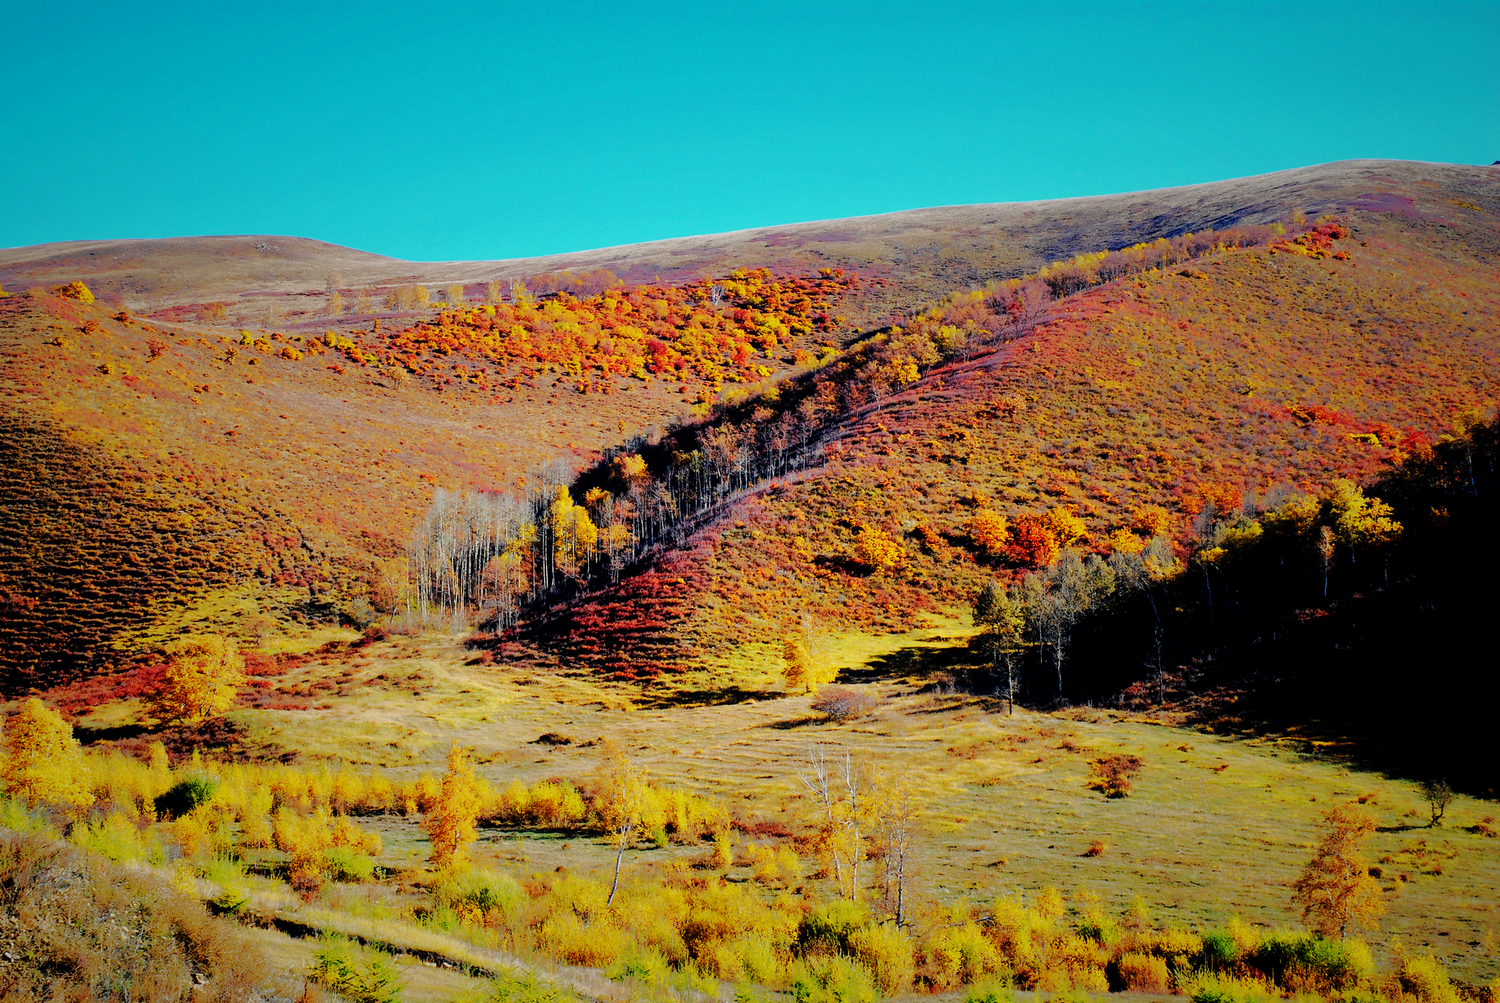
[
  {"xmin": 324, "ymin": 845, "xmax": 377, "ymax": 882},
  {"xmin": 434, "ymin": 867, "xmax": 523, "ymax": 920},
  {"xmin": 733, "ymin": 936, "xmax": 783, "ymax": 985},
  {"xmin": 70, "ymin": 810, "xmax": 165, "ymax": 864},
  {"xmin": 810, "ymin": 687, "xmax": 880, "ymax": 722},
  {"xmin": 924, "ymin": 922, "xmax": 1003, "ymax": 989},
  {"xmin": 1117, "ymin": 952, "xmax": 1170, "ymax": 992},
  {"xmin": 0, "ymin": 832, "xmax": 271, "ymax": 1001},
  {"xmin": 50, "ymin": 280, "xmax": 94, "ymax": 304},
  {"xmin": 1179, "ymin": 972, "xmax": 1279, "ymax": 1003},
  {"xmin": 607, "ymin": 943, "xmax": 673, "ymax": 985},
  {"xmin": 1087, "ymin": 755, "xmax": 1142, "ymax": 798},
  {"xmin": 155, "ymin": 774, "xmax": 219, "ymax": 819},
  {"xmin": 964, "ymin": 977, "xmax": 1015, "ymax": 1003},
  {"xmin": 1247, "ymin": 933, "xmax": 1371, "ymax": 993},
  {"xmin": 487, "ymin": 970, "xmax": 582, "ymax": 1003},
  {"xmin": 1394, "ymin": 954, "xmax": 1461, "ymax": 1003},
  {"xmin": 310, "ymin": 934, "xmax": 406, "ymax": 1003},
  {"xmin": 799, "ymin": 899, "xmax": 870, "ymax": 954},
  {"xmin": 537, "ymin": 907, "xmax": 627, "ymax": 966},
  {"xmin": 1201, "ymin": 930, "xmax": 1239, "ymax": 970},
  {"xmin": 787, "ymin": 955, "xmax": 878, "ymax": 1003},
  {"xmin": 850, "ymin": 921, "xmax": 916, "ymax": 995},
  {"xmin": 1333, "ymin": 990, "xmax": 1388, "ymax": 1003}
]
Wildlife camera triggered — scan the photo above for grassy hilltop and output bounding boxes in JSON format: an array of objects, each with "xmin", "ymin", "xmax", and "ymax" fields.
[{"xmin": 0, "ymin": 159, "xmax": 1497, "ymax": 1001}]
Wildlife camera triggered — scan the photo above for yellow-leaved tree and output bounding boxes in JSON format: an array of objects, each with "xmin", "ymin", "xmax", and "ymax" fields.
[
  {"xmin": 853, "ymin": 525, "xmax": 905, "ymax": 572},
  {"xmin": 869, "ymin": 768, "xmax": 922, "ymax": 927},
  {"xmin": 783, "ymin": 612, "xmax": 837, "ymax": 695},
  {"xmin": 1047, "ymin": 505, "xmax": 1089, "ymax": 546},
  {"xmin": 148, "ymin": 635, "xmax": 246, "ymax": 726},
  {"xmin": 3, "ymin": 698, "xmax": 94, "ymax": 809},
  {"xmin": 594, "ymin": 740, "xmax": 648, "ymax": 905},
  {"xmin": 424, "ymin": 743, "xmax": 485, "ymax": 869},
  {"xmin": 50, "ymin": 281, "xmax": 95, "ymax": 304},
  {"xmin": 965, "ymin": 508, "xmax": 1010, "ymax": 558}
]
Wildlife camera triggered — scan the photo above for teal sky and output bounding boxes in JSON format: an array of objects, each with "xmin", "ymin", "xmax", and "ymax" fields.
[{"xmin": 3, "ymin": 1, "xmax": 1496, "ymax": 261}]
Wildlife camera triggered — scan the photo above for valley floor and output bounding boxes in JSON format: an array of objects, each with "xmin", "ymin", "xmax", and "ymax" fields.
[{"xmin": 53, "ymin": 626, "xmax": 1500, "ymax": 991}]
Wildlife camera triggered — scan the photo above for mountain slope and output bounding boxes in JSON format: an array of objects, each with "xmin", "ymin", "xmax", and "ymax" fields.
[
  {"xmin": 0, "ymin": 159, "xmax": 1495, "ymax": 699},
  {"xmin": 514, "ymin": 182, "xmax": 1500, "ymax": 692}
]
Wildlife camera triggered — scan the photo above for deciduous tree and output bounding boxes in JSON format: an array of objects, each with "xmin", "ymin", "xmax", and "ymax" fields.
[
  {"xmin": 1291, "ymin": 801, "xmax": 1384, "ymax": 940},
  {"xmin": 783, "ymin": 612, "xmax": 836, "ymax": 694},
  {"xmin": 425, "ymin": 743, "xmax": 484, "ymax": 869},
  {"xmin": 594, "ymin": 740, "xmax": 648, "ymax": 905},
  {"xmin": 853, "ymin": 525, "xmax": 905, "ymax": 572},
  {"xmin": 1419, "ymin": 779, "xmax": 1454, "ymax": 827},
  {"xmin": 869, "ymin": 771, "xmax": 921, "ymax": 926},
  {"xmin": 148, "ymin": 635, "xmax": 246, "ymax": 726},
  {"xmin": 973, "ymin": 581, "xmax": 1027, "ymax": 714},
  {"xmin": 1007, "ymin": 515, "xmax": 1059, "ymax": 567},
  {"xmin": 797, "ymin": 745, "xmax": 870, "ymax": 903},
  {"xmin": 2, "ymin": 698, "xmax": 93, "ymax": 809},
  {"xmin": 966, "ymin": 509, "xmax": 1010, "ymax": 558}
]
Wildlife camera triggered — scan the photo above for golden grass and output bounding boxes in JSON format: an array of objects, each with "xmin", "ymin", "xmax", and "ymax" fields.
[{"xmin": 55, "ymin": 624, "xmax": 1500, "ymax": 986}]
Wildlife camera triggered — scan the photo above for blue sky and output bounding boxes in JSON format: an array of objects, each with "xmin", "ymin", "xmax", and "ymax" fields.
[{"xmin": 3, "ymin": 1, "xmax": 1496, "ymax": 260}]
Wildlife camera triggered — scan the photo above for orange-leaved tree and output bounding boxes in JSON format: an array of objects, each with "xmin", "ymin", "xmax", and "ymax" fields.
[
  {"xmin": 148, "ymin": 635, "xmax": 246, "ymax": 726},
  {"xmin": 2, "ymin": 698, "xmax": 94, "ymax": 809},
  {"xmin": 1291, "ymin": 800, "xmax": 1384, "ymax": 940},
  {"xmin": 1008, "ymin": 515, "xmax": 1060, "ymax": 567},
  {"xmin": 424, "ymin": 742, "xmax": 485, "ymax": 869}
]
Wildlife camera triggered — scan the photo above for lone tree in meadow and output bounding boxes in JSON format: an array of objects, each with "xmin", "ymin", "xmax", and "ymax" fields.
[
  {"xmin": 1291, "ymin": 800, "xmax": 1384, "ymax": 940},
  {"xmin": 425, "ymin": 742, "xmax": 485, "ymax": 869},
  {"xmin": 148, "ymin": 635, "xmax": 246, "ymax": 726},
  {"xmin": 869, "ymin": 769, "xmax": 922, "ymax": 927},
  {"xmin": 783, "ymin": 611, "xmax": 836, "ymax": 695},
  {"xmin": 594, "ymin": 740, "xmax": 649, "ymax": 906},
  {"xmin": 1419, "ymin": 779, "xmax": 1454, "ymax": 826},
  {"xmin": 973, "ymin": 580, "xmax": 1027, "ymax": 714}
]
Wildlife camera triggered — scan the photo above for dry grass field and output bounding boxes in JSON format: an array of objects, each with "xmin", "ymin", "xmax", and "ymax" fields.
[{"xmin": 47, "ymin": 620, "xmax": 1500, "ymax": 991}]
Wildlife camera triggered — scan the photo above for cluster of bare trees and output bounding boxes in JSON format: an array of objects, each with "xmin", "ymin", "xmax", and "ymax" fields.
[
  {"xmin": 797, "ymin": 745, "xmax": 920, "ymax": 926},
  {"xmin": 406, "ymin": 398, "xmax": 846, "ymax": 624},
  {"xmin": 975, "ymin": 547, "xmax": 1162, "ymax": 710}
]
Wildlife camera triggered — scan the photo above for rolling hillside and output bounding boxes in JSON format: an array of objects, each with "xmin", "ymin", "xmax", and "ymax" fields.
[
  {"xmin": 0, "ymin": 159, "xmax": 1496, "ymax": 703},
  {"xmin": 4, "ymin": 159, "xmax": 1488, "ymax": 324}
]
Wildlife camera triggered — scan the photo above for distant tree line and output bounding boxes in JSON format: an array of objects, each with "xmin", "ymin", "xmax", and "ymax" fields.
[{"xmin": 973, "ymin": 416, "xmax": 1500, "ymax": 791}]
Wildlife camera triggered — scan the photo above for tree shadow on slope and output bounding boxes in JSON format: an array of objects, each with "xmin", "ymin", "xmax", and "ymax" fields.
[{"xmin": 837, "ymin": 636, "xmax": 990, "ymax": 688}]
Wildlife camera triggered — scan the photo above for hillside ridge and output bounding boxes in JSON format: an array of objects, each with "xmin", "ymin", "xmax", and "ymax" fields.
[{"xmin": 4, "ymin": 159, "xmax": 1492, "ymax": 311}]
